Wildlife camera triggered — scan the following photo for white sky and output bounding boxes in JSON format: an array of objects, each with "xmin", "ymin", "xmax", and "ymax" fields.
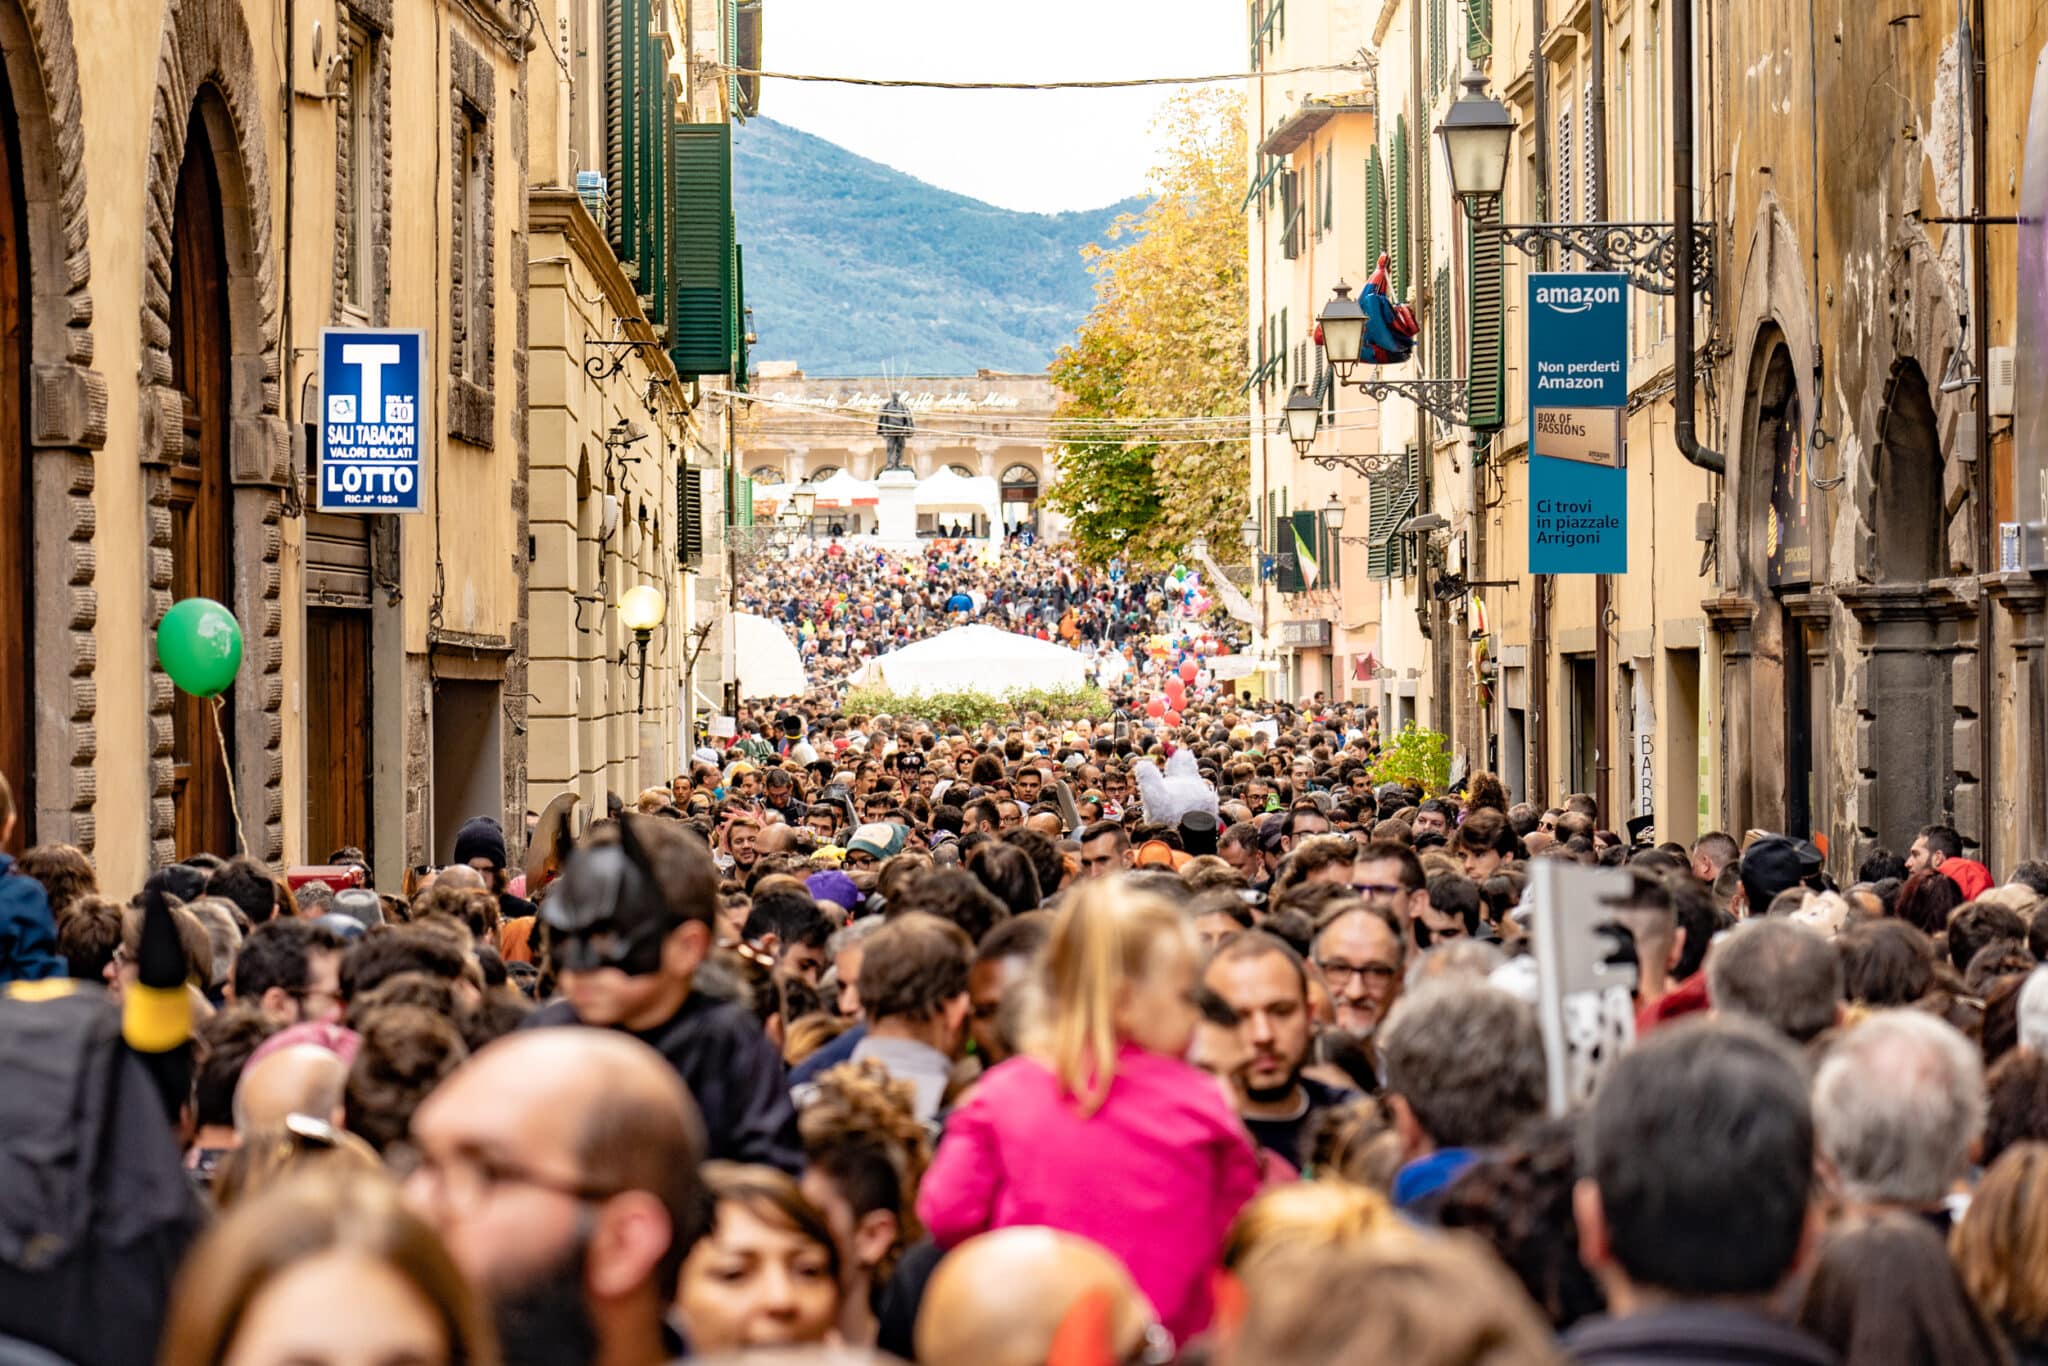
[{"xmin": 759, "ymin": 0, "xmax": 1244, "ymax": 213}]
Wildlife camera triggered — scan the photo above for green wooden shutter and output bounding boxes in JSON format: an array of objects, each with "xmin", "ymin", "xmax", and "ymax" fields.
[
  {"xmin": 1366, "ymin": 474, "xmax": 1395, "ymax": 579},
  {"xmin": 1432, "ymin": 265, "xmax": 1452, "ymax": 378},
  {"xmin": 731, "ymin": 238, "xmax": 749, "ymax": 389},
  {"xmin": 1417, "ymin": 103, "xmax": 1432, "ymax": 303},
  {"xmin": 1468, "ymin": 0, "xmax": 1493, "ymax": 60},
  {"xmin": 670, "ymin": 123, "xmax": 734, "ymax": 376},
  {"xmin": 1365, "ymin": 148, "xmax": 1385, "ymax": 265},
  {"xmin": 1466, "ymin": 197, "xmax": 1505, "ymax": 431},
  {"xmin": 604, "ymin": 0, "xmax": 625, "ymax": 254},
  {"xmin": 679, "ymin": 466, "xmax": 704, "ymax": 565},
  {"xmin": 1392, "ymin": 117, "xmax": 1411, "ymax": 298}
]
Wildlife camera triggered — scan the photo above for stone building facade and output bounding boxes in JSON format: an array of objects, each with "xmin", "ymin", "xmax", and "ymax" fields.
[
  {"xmin": 0, "ymin": 0, "xmax": 747, "ymax": 891},
  {"xmin": 739, "ymin": 366, "xmax": 1064, "ymax": 536},
  {"xmin": 1255, "ymin": 0, "xmax": 2046, "ymax": 869}
]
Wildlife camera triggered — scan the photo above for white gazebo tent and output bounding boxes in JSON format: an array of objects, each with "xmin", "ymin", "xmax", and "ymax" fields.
[
  {"xmin": 732, "ymin": 612, "xmax": 809, "ymax": 699},
  {"xmin": 808, "ymin": 468, "xmax": 879, "ymax": 509},
  {"xmin": 847, "ymin": 623, "xmax": 1091, "ymax": 695},
  {"xmin": 913, "ymin": 468, "xmax": 999, "ymax": 534}
]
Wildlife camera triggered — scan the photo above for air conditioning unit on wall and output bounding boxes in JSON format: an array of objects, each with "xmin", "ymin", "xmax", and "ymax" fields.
[{"xmin": 1989, "ymin": 345, "xmax": 2017, "ymax": 419}]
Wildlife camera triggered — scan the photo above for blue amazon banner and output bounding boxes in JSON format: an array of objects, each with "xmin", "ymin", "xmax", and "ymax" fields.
[{"xmin": 1527, "ymin": 273, "xmax": 1628, "ymax": 573}]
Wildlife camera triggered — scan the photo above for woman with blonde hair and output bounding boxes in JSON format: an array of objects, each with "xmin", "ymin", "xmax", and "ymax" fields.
[
  {"xmin": 159, "ymin": 1163, "xmax": 496, "ymax": 1366},
  {"xmin": 918, "ymin": 877, "xmax": 1261, "ymax": 1347},
  {"xmin": 1954, "ymin": 1142, "xmax": 2048, "ymax": 1362},
  {"xmin": 1222, "ymin": 1179, "xmax": 1399, "ymax": 1278}
]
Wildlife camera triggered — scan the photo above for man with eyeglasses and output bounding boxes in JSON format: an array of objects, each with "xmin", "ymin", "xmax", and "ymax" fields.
[
  {"xmin": 405, "ymin": 1028, "xmax": 703, "ymax": 1366},
  {"xmin": 1349, "ymin": 838, "xmax": 1429, "ymax": 946},
  {"xmin": 1312, "ymin": 900, "xmax": 1408, "ymax": 1047}
]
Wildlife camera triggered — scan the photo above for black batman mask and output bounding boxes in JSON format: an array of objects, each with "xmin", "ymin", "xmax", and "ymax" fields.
[{"xmin": 540, "ymin": 820, "xmax": 677, "ymax": 976}]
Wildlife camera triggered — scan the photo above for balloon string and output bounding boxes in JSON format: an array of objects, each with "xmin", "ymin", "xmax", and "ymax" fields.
[{"xmin": 209, "ymin": 695, "xmax": 251, "ymax": 857}]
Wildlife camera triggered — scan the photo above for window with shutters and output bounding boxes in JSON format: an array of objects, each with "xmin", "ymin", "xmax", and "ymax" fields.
[
  {"xmin": 1391, "ymin": 118, "xmax": 1411, "ymax": 297},
  {"xmin": 679, "ymin": 466, "xmax": 705, "ymax": 565},
  {"xmin": 1583, "ymin": 80, "xmax": 1596, "ymax": 222},
  {"xmin": 449, "ymin": 34, "xmax": 494, "ymax": 447},
  {"xmin": 671, "ymin": 123, "xmax": 735, "ymax": 377},
  {"xmin": 1617, "ymin": 43, "xmax": 1633, "ymax": 220},
  {"xmin": 1279, "ymin": 308, "xmax": 1289, "ymax": 385},
  {"xmin": 1417, "ymin": 104, "xmax": 1432, "ymax": 291},
  {"xmin": 1466, "ymin": 195, "xmax": 1505, "ymax": 430},
  {"xmin": 1432, "ymin": 265, "xmax": 1452, "ymax": 379},
  {"xmin": 1280, "ymin": 170, "xmax": 1302, "ymax": 259},
  {"xmin": 1310, "ymin": 153, "xmax": 1322, "ymax": 242},
  {"xmin": 334, "ymin": 8, "xmax": 389, "ymax": 323},
  {"xmin": 1468, "ymin": 0, "xmax": 1493, "ymax": 60},
  {"xmin": 1365, "ymin": 147, "xmax": 1385, "ymax": 264},
  {"xmin": 1555, "ymin": 96, "xmax": 1575, "ymax": 250},
  {"xmin": 1367, "ymin": 447, "xmax": 1420, "ymax": 580}
]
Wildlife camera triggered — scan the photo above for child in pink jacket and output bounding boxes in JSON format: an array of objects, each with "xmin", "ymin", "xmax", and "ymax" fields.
[{"xmin": 917, "ymin": 879, "xmax": 1262, "ymax": 1346}]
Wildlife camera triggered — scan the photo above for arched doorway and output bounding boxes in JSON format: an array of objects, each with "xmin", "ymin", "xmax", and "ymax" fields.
[
  {"xmin": 1001, "ymin": 461, "xmax": 1040, "ymax": 533},
  {"xmin": 0, "ymin": 50, "xmax": 27, "ymax": 853},
  {"xmin": 1742, "ymin": 337, "xmax": 1819, "ymax": 838},
  {"xmin": 1850, "ymin": 358, "xmax": 1955, "ymax": 852},
  {"xmin": 1875, "ymin": 362, "xmax": 1943, "ymax": 583},
  {"xmin": 167, "ymin": 108, "xmax": 237, "ymax": 858}
]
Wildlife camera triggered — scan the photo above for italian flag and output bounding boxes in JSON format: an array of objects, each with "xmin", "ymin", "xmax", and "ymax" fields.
[{"xmin": 1293, "ymin": 520, "xmax": 1321, "ymax": 588}]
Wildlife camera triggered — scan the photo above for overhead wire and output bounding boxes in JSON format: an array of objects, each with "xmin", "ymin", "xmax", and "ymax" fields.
[
  {"xmin": 713, "ymin": 387, "xmax": 1383, "ymax": 436},
  {"xmin": 706, "ymin": 59, "xmax": 1373, "ymax": 92},
  {"xmin": 707, "ymin": 387, "xmax": 1379, "ymax": 447}
]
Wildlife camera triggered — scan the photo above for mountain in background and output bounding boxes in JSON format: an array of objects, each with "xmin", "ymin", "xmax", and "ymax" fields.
[{"xmin": 733, "ymin": 117, "xmax": 1146, "ymax": 376}]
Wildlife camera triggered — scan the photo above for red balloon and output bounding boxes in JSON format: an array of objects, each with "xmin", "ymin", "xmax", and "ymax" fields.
[
  {"xmin": 1164, "ymin": 709, "xmax": 1183, "ymax": 726},
  {"xmin": 1145, "ymin": 698, "xmax": 1166, "ymax": 718},
  {"xmin": 1178, "ymin": 659, "xmax": 1198, "ymax": 681}
]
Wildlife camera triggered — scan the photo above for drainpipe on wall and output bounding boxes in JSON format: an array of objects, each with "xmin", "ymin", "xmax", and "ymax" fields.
[
  {"xmin": 1672, "ymin": 0, "xmax": 1724, "ymax": 478},
  {"xmin": 1529, "ymin": 0, "xmax": 1552, "ymax": 805}
]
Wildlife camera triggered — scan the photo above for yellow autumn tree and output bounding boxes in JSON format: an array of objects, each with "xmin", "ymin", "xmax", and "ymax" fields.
[{"xmin": 1047, "ymin": 89, "xmax": 1248, "ymax": 565}]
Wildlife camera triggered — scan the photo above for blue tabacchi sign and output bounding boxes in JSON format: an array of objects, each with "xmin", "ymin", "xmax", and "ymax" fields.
[
  {"xmin": 318, "ymin": 328, "xmax": 425, "ymax": 513},
  {"xmin": 1527, "ymin": 273, "xmax": 1628, "ymax": 574}
]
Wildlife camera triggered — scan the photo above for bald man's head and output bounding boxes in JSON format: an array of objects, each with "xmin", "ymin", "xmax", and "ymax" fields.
[
  {"xmin": 434, "ymin": 864, "xmax": 487, "ymax": 891},
  {"xmin": 916, "ymin": 1229, "xmax": 1153, "ymax": 1366},
  {"xmin": 233, "ymin": 1043, "xmax": 349, "ymax": 1134},
  {"xmin": 405, "ymin": 1028, "xmax": 704, "ymax": 1300}
]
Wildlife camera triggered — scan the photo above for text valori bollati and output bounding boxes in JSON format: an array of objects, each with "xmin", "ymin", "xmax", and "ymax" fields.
[{"xmin": 1533, "ymin": 498, "xmax": 1623, "ymax": 550}]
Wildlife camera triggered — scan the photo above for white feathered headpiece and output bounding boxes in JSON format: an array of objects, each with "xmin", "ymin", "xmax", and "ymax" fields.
[{"xmin": 1133, "ymin": 748, "xmax": 1219, "ymax": 828}]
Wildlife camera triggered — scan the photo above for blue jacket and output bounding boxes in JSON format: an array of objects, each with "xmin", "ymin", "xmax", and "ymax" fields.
[{"xmin": 0, "ymin": 853, "xmax": 66, "ymax": 982}]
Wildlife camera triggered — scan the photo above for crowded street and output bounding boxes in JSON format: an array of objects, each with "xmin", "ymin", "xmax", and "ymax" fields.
[{"xmin": 5, "ymin": 0, "xmax": 2048, "ymax": 1363}]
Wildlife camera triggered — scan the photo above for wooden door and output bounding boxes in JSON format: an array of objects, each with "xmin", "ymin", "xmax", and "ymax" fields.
[
  {"xmin": 0, "ymin": 60, "xmax": 28, "ymax": 854},
  {"xmin": 305, "ymin": 607, "xmax": 371, "ymax": 864},
  {"xmin": 167, "ymin": 115, "xmax": 236, "ymax": 858}
]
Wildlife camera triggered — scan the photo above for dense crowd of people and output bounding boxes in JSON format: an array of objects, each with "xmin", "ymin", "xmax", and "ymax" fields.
[
  {"xmin": 738, "ymin": 534, "xmax": 1242, "ymax": 695},
  {"xmin": 12, "ymin": 674, "xmax": 2048, "ymax": 1365}
]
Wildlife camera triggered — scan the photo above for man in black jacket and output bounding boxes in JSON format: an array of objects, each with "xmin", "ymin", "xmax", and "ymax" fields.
[
  {"xmin": 524, "ymin": 814, "xmax": 801, "ymax": 1173},
  {"xmin": 1564, "ymin": 1019, "xmax": 1833, "ymax": 1365}
]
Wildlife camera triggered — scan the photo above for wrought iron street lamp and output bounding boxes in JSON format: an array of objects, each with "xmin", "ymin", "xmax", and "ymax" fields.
[
  {"xmin": 1319, "ymin": 282, "xmax": 1367, "ymax": 381},
  {"xmin": 618, "ymin": 584, "xmax": 667, "ymax": 715},
  {"xmin": 1239, "ymin": 514, "xmax": 1261, "ymax": 552},
  {"xmin": 1437, "ymin": 70, "xmax": 1711, "ymax": 295},
  {"xmin": 1437, "ymin": 71, "xmax": 1515, "ymax": 211},
  {"xmin": 1322, "ymin": 494, "xmax": 1346, "ymax": 532},
  {"xmin": 1281, "ymin": 383, "xmax": 1322, "ymax": 454}
]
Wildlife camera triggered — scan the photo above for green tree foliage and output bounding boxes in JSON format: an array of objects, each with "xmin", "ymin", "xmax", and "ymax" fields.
[
  {"xmin": 1370, "ymin": 723, "xmax": 1452, "ymax": 795},
  {"xmin": 1047, "ymin": 91, "xmax": 1249, "ymax": 567}
]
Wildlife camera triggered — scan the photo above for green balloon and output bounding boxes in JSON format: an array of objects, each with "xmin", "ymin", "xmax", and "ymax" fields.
[{"xmin": 157, "ymin": 597, "xmax": 244, "ymax": 698}]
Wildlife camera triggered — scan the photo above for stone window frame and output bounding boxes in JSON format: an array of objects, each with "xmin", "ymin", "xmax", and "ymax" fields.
[
  {"xmin": 448, "ymin": 32, "xmax": 494, "ymax": 448},
  {"xmin": 333, "ymin": 0, "xmax": 392, "ymax": 325}
]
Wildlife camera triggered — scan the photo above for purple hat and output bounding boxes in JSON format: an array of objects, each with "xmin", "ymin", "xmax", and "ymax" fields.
[{"xmin": 807, "ymin": 870, "xmax": 863, "ymax": 916}]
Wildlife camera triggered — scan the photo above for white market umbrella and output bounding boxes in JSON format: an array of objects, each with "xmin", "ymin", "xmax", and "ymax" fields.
[
  {"xmin": 848, "ymin": 624, "xmax": 1091, "ymax": 695},
  {"xmin": 733, "ymin": 612, "xmax": 809, "ymax": 699},
  {"xmin": 1209, "ymin": 653, "xmax": 1259, "ymax": 681}
]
